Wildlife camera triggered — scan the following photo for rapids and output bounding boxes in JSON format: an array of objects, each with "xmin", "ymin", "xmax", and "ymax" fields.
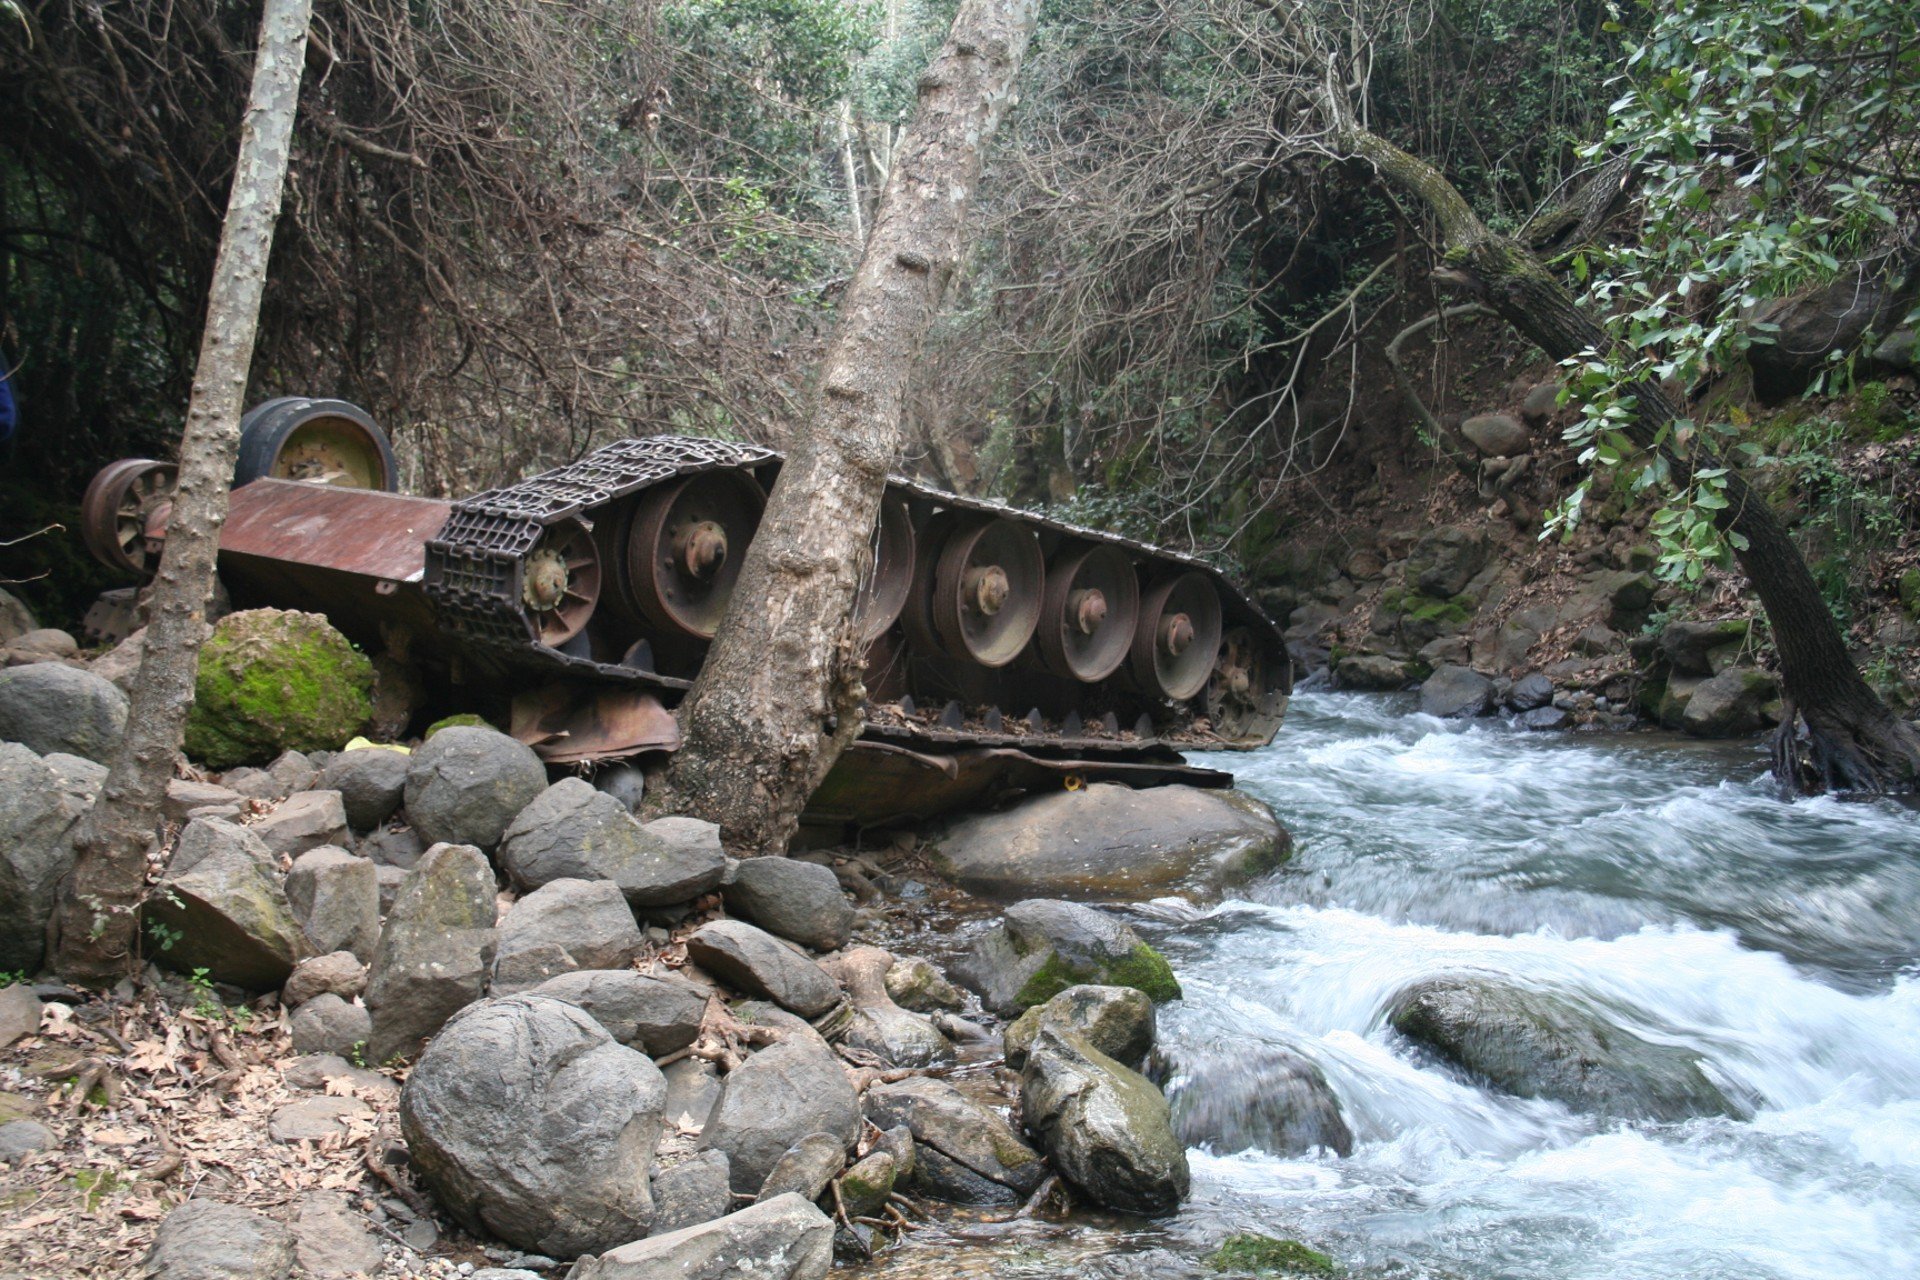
[{"xmin": 869, "ymin": 691, "xmax": 1920, "ymax": 1279}]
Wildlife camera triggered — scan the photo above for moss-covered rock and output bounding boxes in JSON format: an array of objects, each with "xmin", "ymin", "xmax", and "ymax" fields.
[
  {"xmin": 1208, "ymin": 1234, "xmax": 1337, "ymax": 1277},
  {"xmin": 1900, "ymin": 568, "xmax": 1920, "ymax": 620},
  {"xmin": 951, "ymin": 899, "xmax": 1182, "ymax": 1016},
  {"xmin": 424, "ymin": 712, "xmax": 493, "ymax": 738},
  {"xmin": 184, "ymin": 610, "xmax": 372, "ymax": 768}
]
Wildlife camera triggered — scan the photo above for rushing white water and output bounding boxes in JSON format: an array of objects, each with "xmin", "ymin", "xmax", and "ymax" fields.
[{"xmin": 1148, "ymin": 692, "xmax": 1920, "ymax": 1280}]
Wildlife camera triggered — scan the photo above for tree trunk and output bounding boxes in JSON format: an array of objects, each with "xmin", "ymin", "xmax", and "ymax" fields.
[
  {"xmin": 648, "ymin": 0, "xmax": 1040, "ymax": 852},
  {"xmin": 1335, "ymin": 123, "xmax": 1920, "ymax": 792},
  {"xmin": 52, "ymin": 0, "xmax": 313, "ymax": 986}
]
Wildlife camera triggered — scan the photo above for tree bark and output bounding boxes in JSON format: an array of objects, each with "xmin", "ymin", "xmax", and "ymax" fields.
[
  {"xmin": 648, "ymin": 0, "xmax": 1040, "ymax": 852},
  {"xmin": 1334, "ymin": 122, "xmax": 1920, "ymax": 791},
  {"xmin": 53, "ymin": 0, "xmax": 314, "ymax": 986}
]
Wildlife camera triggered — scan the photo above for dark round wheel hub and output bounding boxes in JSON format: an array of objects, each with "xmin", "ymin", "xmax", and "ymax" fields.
[
  {"xmin": 1162, "ymin": 612, "xmax": 1194, "ymax": 656},
  {"xmin": 967, "ymin": 565, "xmax": 1010, "ymax": 616},
  {"xmin": 680, "ymin": 522, "xmax": 729, "ymax": 579},
  {"xmin": 1071, "ymin": 588, "xmax": 1109, "ymax": 635}
]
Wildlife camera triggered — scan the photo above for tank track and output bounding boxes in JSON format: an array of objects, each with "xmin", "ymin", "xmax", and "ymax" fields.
[{"xmin": 422, "ymin": 435, "xmax": 1290, "ymax": 754}]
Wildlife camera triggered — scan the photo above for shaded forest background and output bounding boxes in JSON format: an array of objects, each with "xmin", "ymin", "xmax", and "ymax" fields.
[{"xmin": 4, "ymin": 0, "xmax": 1918, "ymax": 708}]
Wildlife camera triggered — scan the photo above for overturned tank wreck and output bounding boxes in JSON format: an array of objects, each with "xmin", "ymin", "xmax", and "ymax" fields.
[{"xmin": 81, "ymin": 398, "xmax": 1290, "ymax": 836}]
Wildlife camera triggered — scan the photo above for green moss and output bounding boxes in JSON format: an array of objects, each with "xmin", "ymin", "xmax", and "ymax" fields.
[
  {"xmin": 72, "ymin": 1168, "xmax": 124, "ymax": 1210},
  {"xmin": 1104, "ymin": 942, "xmax": 1182, "ymax": 1003},
  {"xmin": 425, "ymin": 713, "xmax": 493, "ymax": 738},
  {"xmin": 1901, "ymin": 569, "xmax": 1920, "ymax": 619},
  {"xmin": 184, "ymin": 609, "xmax": 373, "ymax": 767},
  {"xmin": 1403, "ymin": 594, "xmax": 1472, "ymax": 627},
  {"xmin": 1207, "ymin": 1234, "xmax": 1337, "ymax": 1277},
  {"xmin": 1014, "ymin": 952, "xmax": 1080, "ymax": 1008}
]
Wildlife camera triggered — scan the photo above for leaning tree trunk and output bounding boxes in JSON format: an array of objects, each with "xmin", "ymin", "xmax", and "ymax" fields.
[
  {"xmin": 649, "ymin": 0, "xmax": 1040, "ymax": 852},
  {"xmin": 1334, "ymin": 122, "xmax": 1920, "ymax": 792},
  {"xmin": 53, "ymin": 0, "xmax": 313, "ymax": 986}
]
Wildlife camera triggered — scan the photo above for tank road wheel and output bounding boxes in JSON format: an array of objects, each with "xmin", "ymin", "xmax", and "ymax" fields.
[
  {"xmin": 626, "ymin": 469, "xmax": 766, "ymax": 640},
  {"xmin": 929, "ymin": 515, "xmax": 1045, "ymax": 668},
  {"xmin": 1206, "ymin": 625, "xmax": 1282, "ymax": 738},
  {"xmin": 233, "ymin": 398, "xmax": 398, "ymax": 491},
  {"xmin": 522, "ymin": 518, "xmax": 602, "ymax": 648},
  {"xmin": 1131, "ymin": 571, "xmax": 1223, "ymax": 701},
  {"xmin": 1035, "ymin": 543, "xmax": 1140, "ymax": 682},
  {"xmin": 80, "ymin": 458, "xmax": 178, "ymax": 577},
  {"xmin": 852, "ymin": 495, "xmax": 916, "ymax": 644}
]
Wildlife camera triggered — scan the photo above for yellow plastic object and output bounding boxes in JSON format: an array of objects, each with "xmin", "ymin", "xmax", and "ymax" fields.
[{"xmin": 342, "ymin": 736, "xmax": 410, "ymax": 754}]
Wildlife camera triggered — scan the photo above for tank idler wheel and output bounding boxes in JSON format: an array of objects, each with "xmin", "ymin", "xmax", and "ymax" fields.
[
  {"xmin": 1131, "ymin": 571, "xmax": 1223, "ymax": 701},
  {"xmin": 80, "ymin": 458, "xmax": 178, "ymax": 577},
  {"xmin": 1036, "ymin": 543, "xmax": 1140, "ymax": 682},
  {"xmin": 523, "ymin": 518, "xmax": 602, "ymax": 648}
]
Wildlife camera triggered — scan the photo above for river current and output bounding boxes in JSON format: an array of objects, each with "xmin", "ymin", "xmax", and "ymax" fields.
[{"xmin": 873, "ymin": 690, "xmax": 1920, "ymax": 1279}]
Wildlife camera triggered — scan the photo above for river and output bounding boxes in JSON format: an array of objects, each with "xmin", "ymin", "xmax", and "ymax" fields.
[{"xmin": 868, "ymin": 690, "xmax": 1920, "ymax": 1279}]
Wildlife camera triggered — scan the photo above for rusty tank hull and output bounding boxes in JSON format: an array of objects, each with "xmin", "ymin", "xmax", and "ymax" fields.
[{"xmin": 84, "ymin": 411, "xmax": 1290, "ymax": 832}]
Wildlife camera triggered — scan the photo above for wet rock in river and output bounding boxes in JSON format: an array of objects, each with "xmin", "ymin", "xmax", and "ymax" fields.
[
  {"xmin": 930, "ymin": 783, "xmax": 1288, "ymax": 903},
  {"xmin": 565, "ymin": 1193, "xmax": 834, "ymax": 1280},
  {"xmin": 1020, "ymin": 1025, "xmax": 1190, "ymax": 1216},
  {"xmin": 1387, "ymin": 974, "xmax": 1751, "ymax": 1121},
  {"xmin": 820, "ymin": 946, "xmax": 953, "ymax": 1069},
  {"xmin": 1004, "ymin": 983, "xmax": 1155, "ymax": 1071},
  {"xmin": 883, "ymin": 955, "xmax": 964, "ymax": 1013},
  {"xmin": 1156, "ymin": 1043, "xmax": 1353, "ymax": 1157},
  {"xmin": 1419, "ymin": 664, "xmax": 1495, "ymax": 719},
  {"xmin": 952, "ymin": 898, "xmax": 1181, "ymax": 1016},
  {"xmin": 863, "ymin": 1075, "xmax": 1045, "ymax": 1206}
]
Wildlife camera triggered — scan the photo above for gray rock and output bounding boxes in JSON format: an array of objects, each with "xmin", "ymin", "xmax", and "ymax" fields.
[
  {"xmin": 651, "ymin": 1150, "xmax": 733, "ymax": 1233},
  {"xmin": 1461, "ymin": 411, "xmax": 1529, "ymax": 457},
  {"xmin": 1520, "ymin": 381, "xmax": 1563, "ymax": 425},
  {"xmin": 1873, "ymin": 327, "xmax": 1916, "ymax": 370},
  {"xmin": 143, "ymin": 1199, "xmax": 295, "ymax": 1280},
  {"xmin": 7, "ymin": 627, "xmax": 78, "ymax": 659},
  {"xmin": 403, "ymin": 726, "xmax": 547, "ymax": 851},
  {"xmin": 400, "ymin": 994, "xmax": 667, "ymax": 1258},
  {"xmin": 1508, "ymin": 672, "xmax": 1554, "ymax": 711},
  {"xmin": 685, "ymin": 921, "xmax": 841, "ymax": 1019},
  {"xmin": 1406, "ymin": 526, "xmax": 1490, "ymax": 599},
  {"xmin": 492, "ymin": 878, "xmax": 644, "ymax": 995},
  {"xmin": 565, "ymin": 1193, "xmax": 834, "ymax": 1280},
  {"xmin": 1681, "ymin": 666, "xmax": 1778, "ymax": 738},
  {"xmin": 1004, "ymin": 984, "xmax": 1155, "ymax": 1070},
  {"xmin": 0, "ymin": 662, "xmax": 127, "ymax": 762},
  {"xmin": 360, "ymin": 824, "xmax": 425, "ymax": 869},
  {"xmin": 0, "ymin": 984, "xmax": 43, "ymax": 1048},
  {"xmin": 1334, "ymin": 652, "xmax": 1413, "ymax": 690},
  {"xmin": 286, "ymin": 846, "xmax": 380, "ymax": 961},
  {"xmin": 1157, "ymin": 1043, "xmax": 1353, "ymax": 1157},
  {"xmin": 723, "ymin": 858, "xmax": 854, "ymax": 950},
  {"xmin": 222, "ymin": 767, "xmax": 286, "ymax": 803},
  {"xmin": 930, "ymin": 785, "xmax": 1289, "ymax": 903},
  {"xmin": 0, "ymin": 1117, "xmax": 56, "ymax": 1164},
  {"xmin": 265, "ymin": 751, "xmax": 320, "ymax": 797},
  {"xmin": 1388, "ymin": 975, "xmax": 1749, "ymax": 1121},
  {"xmin": 42, "ymin": 751, "xmax": 107, "ymax": 808},
  {"xmin": 1020, "ymin": 1026, "xmax": 1190, "ymax": 1216},
  {"xmin": 269, "ymin": 1096, "xmax": 371, "ymax": 1141},
  {"xmin": 289, "ymin": 993, "xmax": 372, "ymax": 1058},
  {"xmin": 146, "ymin": 819, "xmax": 306, "ymax": 991},
  {"xmin": 0, "ymin": 743, "xmax": 88, "ymax": 974},
  {"xmin": 165, "ymin": 780, "xmax": 246, "ymax": 824},
  {"xmin": 499, "ymin": 779, "xmax": 728, "ymax": 907},
  {"xmin": 255, "ymin": 791, "xmax": 351, "ymax": 860},
  {"xmin": 319, "ymin": 748, "xmax": 412, "ymax": 831},
  {"xmin": 0, "ymin": 586, "xmax": 37, "ymax": 643},
  {"xmin": 364, "ymin": 842, "xmax": 498, "ymax": 1063},
  {"xmin": 756, "ymin": 1131, "xmax": 846, "ymax": 1202},
  {"xmin": 884, "ymin": 957, "xmax": 963, "ymax": 1013},
  {"xmin": 1419, "ymin": 665, "xmax": 1495, "ymax": 719},
  {"xmin": 291, "ymin": 1191, "xmax": 385, "ymax": 1279},
  {"xmin": 663, "ymin": 1058, "xmax": 723, "ymax": 1130},
  {"xmin": 950, "ymin": 899, "xmax": 1180, "ymax": 1016},
  {"xmin": 283, "ymin": 951, "xmax": 367, "ymax": 1008},
  {"xmin": 823, "ymin": 946, "xmax": 953, "ymax": 1070},
  {"xmin": 280, "ymin": 1054, "xmax": 396, "ymax": 1101},
  {"xmin": 374, "ymin": 864, "xmax": 407, "ymax": 917},
  {"xmin": 864, "ymin": 1076, "xmax": 1045, "ymax": 1204},
  {"xmin": 836, "ymin": 1150, "xmax": 896, "ymax": 1218},
  {"xmin": 702, "ymin": 1032, "xmax": 861, "ymax": 1194},
  {"xmin": 533, "ymin": 969, "xmax": 706, "ymax": 1055},
  {"xmin": 1517, "ymin": 705, "xmax": 1572, "ymax": 731},
  {"xmin": 875, "ymin": 1124, "xmax": 915, "ymax": 1180}
]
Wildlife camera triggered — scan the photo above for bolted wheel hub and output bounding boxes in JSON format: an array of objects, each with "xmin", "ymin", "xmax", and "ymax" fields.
[
  {"xmin": 1070, "ymin": 588, "xmax": 1108, "ymax": 635},
  {"xmin": 524, "ymin": 547, "xmax": 570, "ymax": 611},
  {"xmin": 679, "ymin": 522, "xmax": 729, "ymax": 580},
  {"xmin": 966, "ymin": 564, "xmax": 1010, "ymax": 616},
  {"xmin": 1161, "ymin": 612, "xmax": 1195, "ymax": 657}
]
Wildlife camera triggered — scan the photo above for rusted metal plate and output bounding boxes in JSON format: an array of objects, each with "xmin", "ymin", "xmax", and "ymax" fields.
[
  {"xmin": 510, "ymin": 683, "xmax": 681, "ymax": 763},
  {"xmin": 223, "ymin": 479, "xmax": 453, "ymax": 580}
]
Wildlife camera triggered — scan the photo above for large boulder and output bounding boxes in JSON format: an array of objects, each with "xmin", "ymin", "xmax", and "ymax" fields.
[
  {"xmin": 144, "ymin": 1199, "xmax": 295, "ymax": 1280},
  {"xmin": 884, "ymin": 956, "xmax": 964, "ymax": 1013},
  {"xmin": 492, "ymin": 878, "xmax": 644, "ymax": 994},
  {"xmin": 533, "ymin": 969, "xmax": 706, "ymax": 1055},
  {"xmin": 566, "ymin": 1194, "xmax": 834, "ymax": 1280},
  {"xmin": 1659, "ymin": 618, "xmax": 1754, "ymax": 676},
  {"xmin": 1020, "ymin": 1025, "xmax": 1190, "ymax": 1216},
  {"xmin": 285, "ymin": 846, "xmax": 380, "ymax": 961},
  {"xmin": 400, "ymin": 994, "xmax": 667, "ymax": 1258},
  {"xmin": 0, "ymin": 743, "xmax": 89, "ymax": 974},
  {"xmin": 1334, "ymin": 653, "xmax": 1414, "ymax": 691},
  {"xmin": 1680, "ymin": 667, "xmax": 1778, "ymax": 738},
  {"xmin": 404, "ymin": 726, "xmax": 547, "ymax": 852},
  {"xmin": 722, "ymin": 858, "xmax": 854, "ymax": 950},
  {"xmin": 1746, "ymin": 264, "xmax": 1897, "ymax": 400},
  {"xmin": 253, "ymin": 791, "xmax": 350, "ymax": 859},
  {"xmin": 318, "ymin": 748, "xmax": 411, "ymax": 831},
  {"xmin": 651, "ymin": 1150, "xmax": 733, "ymax": 1234},
  {"xmin": 929, "ymin": 784, "xmax": 1288, "ymax": 903},
  {"xmin": 1004, "ymin": 984, "xmax": 1155, "ymax": 1071},
  {"xmin": 1157, "ymin": 1043, "xmax": 1353, "ymax": 1157},
  {"xmin": 701, "ymin": 1032, "xmax": 861, "ymax": 1194},
  {"xmin": 951, "ymin": 899, "xmax": 1180, "ymax": 1017},
  {"xmin": 1405, "ymin": 526, "xmax": 1490, "ymax": 598},
  {"xmin": 864, "ymin": 1076, "xmax": 1045, "ymax": 1205},
  {"xmin": 684, "ymin": 921, "xmax": 842, "ymax": 1019},
  {"xmin": 145, "ymin": 819, "xmax": 306, "ymax": 990},
  {"xmin": 498, "ymin": 778, "xmax": 727, "ymax": 905},
  {"xmin": 364, "ymin": 842, "xmax": 498, "ymax": 1063},
  {"xmin": 0, "ymin": 662, "xmax": 128, "ymax": 763},
  {"xmin": 1388, "ymin": 975, "xmax": 1749, "ymax": 1121},
  {"xmin": 1418, "ymin": 665, "xmax": 1495, "ymax": 719},
  {"xmin": 0, "ymin": 587, "xmax": 36, "ymax": 643},
  {"xmin": 184, "ymin": 610, "xmax": 372, "ymax": 768}
]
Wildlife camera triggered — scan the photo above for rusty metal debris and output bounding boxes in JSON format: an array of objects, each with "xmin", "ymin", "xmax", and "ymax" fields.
[{"xmin": 82, "ymin": 408, "xmax": 1291, "ymax": 829}]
